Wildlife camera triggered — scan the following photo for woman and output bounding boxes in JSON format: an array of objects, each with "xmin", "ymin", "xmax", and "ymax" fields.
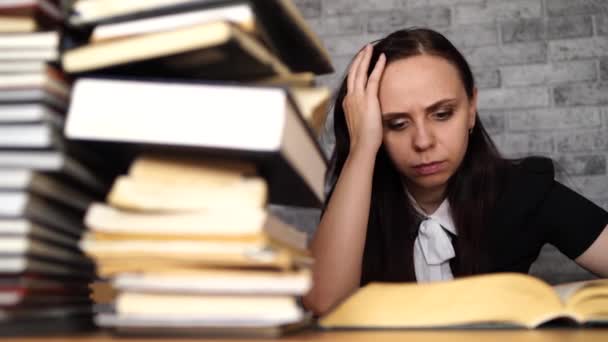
[{"xmin": 303, "ymin": 28, "xmax": 608, "ymax": 315}]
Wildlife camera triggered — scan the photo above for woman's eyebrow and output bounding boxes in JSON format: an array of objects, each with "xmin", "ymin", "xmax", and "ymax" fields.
[
  {"xmin": 425, "ymin": 98, "xmax": 457, "ymax": 113},
  {"xmin": 382, "ymin": 98, "xmax": 457, "ymax": 118}
]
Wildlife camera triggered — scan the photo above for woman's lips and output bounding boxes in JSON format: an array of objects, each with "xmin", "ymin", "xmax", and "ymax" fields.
[{"xmin": 413, "ymin": 161, "xmax": 445, "ymax": 176}]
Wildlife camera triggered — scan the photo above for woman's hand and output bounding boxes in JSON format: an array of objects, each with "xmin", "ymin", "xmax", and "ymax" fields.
[{"xmin": 342, "ymin": 44, "xmax": 386, "ymax": 155}]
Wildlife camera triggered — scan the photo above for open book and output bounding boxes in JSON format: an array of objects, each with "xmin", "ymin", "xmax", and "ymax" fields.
[{"xmin": 319, "ymin": 273, "xmax": 608, "ymax": 329}]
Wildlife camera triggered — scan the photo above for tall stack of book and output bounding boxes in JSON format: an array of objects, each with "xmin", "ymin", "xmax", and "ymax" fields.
[
  {"xmin": 0, "ymin": 0, "xmax": 109, "ymax": 335},
  {"xmin": 61, "ymin": 0, "xmax": 333, "ymax": 337}
]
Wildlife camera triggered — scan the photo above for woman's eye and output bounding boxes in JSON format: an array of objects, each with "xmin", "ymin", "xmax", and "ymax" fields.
[
  {"xmin": 388, "ymin": 118, "xmax": 409, "ymax": 130},
  {"xmin": 433, "ymin": 110, "xmax": 453, "ymax": 120}
]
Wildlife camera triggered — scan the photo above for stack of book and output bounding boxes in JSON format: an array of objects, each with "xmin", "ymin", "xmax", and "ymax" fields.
[
  {"xmin": 0, "ymin": 0, "xmax": 109, "ymax": 335},
  {"xmin": 60, "ymin": 0, "xmax": 333, "ymax": 337}
]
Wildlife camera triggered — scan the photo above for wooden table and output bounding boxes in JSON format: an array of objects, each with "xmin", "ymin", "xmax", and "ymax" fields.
[{"xmin": 6, "ymin": 329, "xmax": 608, "ymax": 342}]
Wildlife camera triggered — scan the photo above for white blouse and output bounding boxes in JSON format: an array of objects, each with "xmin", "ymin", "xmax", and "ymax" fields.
[{"xmin": 408, "ymin": 194, "xmax": 457, "ymax": 283}]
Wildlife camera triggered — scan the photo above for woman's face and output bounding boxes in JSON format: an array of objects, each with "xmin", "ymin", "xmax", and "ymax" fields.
[{"xmin": 378, "ymin": 54, "xmax": 477, "ymax": 196}]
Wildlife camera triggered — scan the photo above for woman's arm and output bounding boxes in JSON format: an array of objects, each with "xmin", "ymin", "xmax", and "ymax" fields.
[
  {"xmin": 302, "ymin": 45, "xmax": 386, "ymax": 315},
  {"xmin": 575, "ymin": 225, "xmax": 608, "ymax": 277}
]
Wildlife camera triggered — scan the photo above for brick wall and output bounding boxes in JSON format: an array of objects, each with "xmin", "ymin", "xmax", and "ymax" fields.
[{"xmin": 280, "ymin": 0, "xmax": 608, "ymax": 283}]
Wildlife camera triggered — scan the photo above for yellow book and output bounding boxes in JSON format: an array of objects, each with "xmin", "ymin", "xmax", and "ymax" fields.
[
  {"xmin": 107, "ymin": 176, "xmax": 267, "ymax": 211},
  {"xmin": 319, "ymin": 273, "xmax": 608, "ymax": 329},
  {"xmin": 289, "ymin": 87, "xmax": 331, "ymax": 136},
  {"xmin": 84, "ymin": 203, "xmax": 307, "ymax": 251},
  {"xmin": 127, "ymin": 154, "xmax": 256, "ymax": 186},
  {"xmin": 92, "ymin": 252, "xmax": 308, "ymax": 277}
]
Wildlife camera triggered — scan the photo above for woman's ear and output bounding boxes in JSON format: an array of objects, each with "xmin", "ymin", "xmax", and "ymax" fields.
[{"xmin": 468, "ymin": 87, "xmax": 478, "ymax": 130}]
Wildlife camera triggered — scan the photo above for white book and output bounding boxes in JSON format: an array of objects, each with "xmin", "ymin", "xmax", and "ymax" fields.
[
  {"xmin": 0, "ymin": 103, "xmax": 64, "ymax": 125},
  {"xmin": 0, "ymin": 31, "xmax": 59, "ymax": 49},
  {"xmin": 113, "ymin": 269, "xmax": 311, "ymax": 295},
  {"xmin": 0, "ymin": 236, "xmax": 89, "ymax": 265},
  {"xmin": 66, "ymin": 78, "xmax": 326, "ymax": 207},
  {"xmin": 0, "ymin": 192, "xmax": 85, "ymax": 237},
  {"xmin": 0, "ymin": 257, "xmax": 88, "ymax": 275},
  {"xmin": 70, "ymin": 0, "xmax": 197, "ymax": 24},
  {"xmin": 0, "ymin": 170, "xmax": 96, "ymax": 211},
  {"xmin": 0, "ymin": 219, "xmax": 79, "ymax": 247},
  {"xmin": 91, "ymin": 3, "xmax": 255, "ymax": 42},
  {"xmin": 115, "ymin": 292, "xmax": 302, "ymax": 322},
  {"xmin": 0, "ymin": 88, "xmax": 67, "ymax": 109},
  {"xmin": 0, "ymin": 123, "xmax": 59, "ymax": 148},
  {"xmin": 0, "ymin": 72, "xmax": 70, "ymax": 98},
  {"xmin": 0, "ymin": 49, "xmax": 58, "ymax": 61},
  {"xmin": 0, "ymin": 151, "xmax": 107, "ymax": 195},
  {"xmin": 0, "ymin": 61, "xmax": 49, "ymax": 73}
]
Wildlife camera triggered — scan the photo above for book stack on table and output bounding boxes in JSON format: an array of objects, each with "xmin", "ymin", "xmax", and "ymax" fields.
[
  {"xmin": 0, "ymin": 0, "xmax": 113, "ymax": 335},
  {"xmin": 59, "ymin": 0, "xmax": 334, "ymax": 338}
]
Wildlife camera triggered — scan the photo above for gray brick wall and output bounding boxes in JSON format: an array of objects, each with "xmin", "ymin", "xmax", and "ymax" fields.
[{"xmin": 284, "ymin": 0, "xmax": 608, "ymax": 283}]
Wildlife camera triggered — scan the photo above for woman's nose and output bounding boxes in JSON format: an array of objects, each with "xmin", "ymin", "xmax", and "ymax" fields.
[{"xmin": 412, "ymin": 123, "xmax": 435, "ymax": 151}]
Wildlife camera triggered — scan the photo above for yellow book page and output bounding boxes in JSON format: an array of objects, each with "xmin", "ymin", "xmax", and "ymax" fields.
[
  {"xmin": 129, "ymin": 154, "xmax": 256, "ymax": 185},
  {"xmin": 85, "ymin": 203, "xmax": 268, "ymax": 237},
  {"xmin": 320, "ymin": 273, "xmax": 565, "ymax": 329},
  {"xmin": 562, "ymin": 279, "xmax": 608, "ymax": 322},
  {"xmin": 255, "ymin": 72, "xmax": 315, "ymax": 87},
  {"xmin": 289, "ymin": 87, "xmax": 330, "ymax": 136},
  {"xmin": 107, "ymin": 176, "xmax": 267, "ymax": 211},
  {"xmin": 94, "ymin": 253, "xmax": 294, "ymax": 277}
]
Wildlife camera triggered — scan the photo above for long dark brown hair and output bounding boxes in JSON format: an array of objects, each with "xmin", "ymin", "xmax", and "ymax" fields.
[{"xmin": 325, "ymin": 28, "xmax": 509, "ymax": 285}]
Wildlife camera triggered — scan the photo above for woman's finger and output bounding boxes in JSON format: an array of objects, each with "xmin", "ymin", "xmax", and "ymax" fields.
[
  {"xmin": 355, "ymin": 44, "xmax": 372, "ymax": 92},
  {"xmin": 366, "ymin": 53, "xmax": 386, "ymax": 95}
]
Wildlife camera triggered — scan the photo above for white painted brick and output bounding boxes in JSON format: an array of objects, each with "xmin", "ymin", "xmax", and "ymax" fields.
[
  {"xmin": 556, "ymin": 130, "xmax": 608, "ymax": 152},
  {"xmin": 554, "ymin": 82, "xmax": 608, "ymax": 106},
  {"xmin": 478, "ymin": 87, "xmax": 549, "ymax": 109},
  {"xmin": 495, "ymin": 133, "xmax": 554, "ymax": 156},
  {"xmin": 439, "ymin": 23, "xmax": 498, "ymax": 48},
  {"xmin": 463, "ymin": 42, "xmax": 546, "ymax": 67},
  {"xmin": 500, "ymin": 61, "xmax": 597, "ymax": 87},
  {"xmin": 549, "ymin": 37, "xmax": 608, "ymax": 61},
  {"xmin": 322, "ymin": 0, "xmax": 396, "ymax": 16},
  {"xmin": 455, "ymin": 0, "xmax": 542, "ymax": 25},
  {"xmin": 563, "ymin": 175, "xmax": 608, "ymax": 199},
  {"xmin": 508, "ymin": 107, "xmax": 603, "ymax": 131}
]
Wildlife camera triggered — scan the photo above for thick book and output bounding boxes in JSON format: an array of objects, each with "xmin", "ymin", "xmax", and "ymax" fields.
[
  {"xmin": 0, "ymin": 151, "xmax": 109, "ymax": 196},
  {"xmin": 65, "ymin": 78, "xmax": 327, "ymax": 207},
  {"xmin": 0, "ymin": 257, "xmax": 92, "ymax": 277},
  {"xmin": 112, "ymin": 269, "xmax": 310, "ymax": 295},
  {"xmin": 115, "ymin": 292, "xmax": 303, "ymax": 322},
  {"xmin": 0, "ymin": 103, "xmax": 64, "ymax": 125},
  {"xmin": 85, "ymin": 203, "xmax": 307, "ymax": 250},
  {"xmin": 0, "ymin": 31, "xmax": 59, "ymax": 50},
  {"xmin": 62, "ymin": 20, "xmax": 290, "ymax": 80},
  {"xmin": 103, "ymin": 154, "xmax": 266, "ymax": 211},
  {"xmin": 89, "ymin": 248, "xmax": 310, "ymax": 277},
  {"xmin": 0, "ymin": 61, "xmax": 51, "ymax": 74},
  {"xmin": 319, "ymin": 273, "xmax": 608, "ymax": 329},
  {"xmin": 0, "ymin": 219, "xmax": 79, "ymax": 250},
  {"xmin": 0, "ymin": 192, "xmax": 85, "ymax": 238},
  {"xmin": 0, "ymin": 66, "xmax": 70, "ymax": 99},
  {"xmin": 96, "ymin": 312, "xmax": 311, "ymax": 338},
  {"xmin": 89, "ymin": 2, "xmax": 256, "ymax": 42},
  {"xmin": 66, "ymin": 0, "xmax": 332, "ymax": 74},
  {"xmin": 0, "ymin": 123, "xmax": 61, "ymax": 149},
  {"xmin": 0, "ymin": 236, "xmax": 91, "ymax": 267},
  {"xmin": 107, "ymin": 176, "xmax": 267, "ymax": 211}
]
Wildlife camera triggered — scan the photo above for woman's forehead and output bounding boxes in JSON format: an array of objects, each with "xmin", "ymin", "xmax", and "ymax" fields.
[{"xmin": 378, "ymin": 55, "xmax": 466, "ymax": 109}]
